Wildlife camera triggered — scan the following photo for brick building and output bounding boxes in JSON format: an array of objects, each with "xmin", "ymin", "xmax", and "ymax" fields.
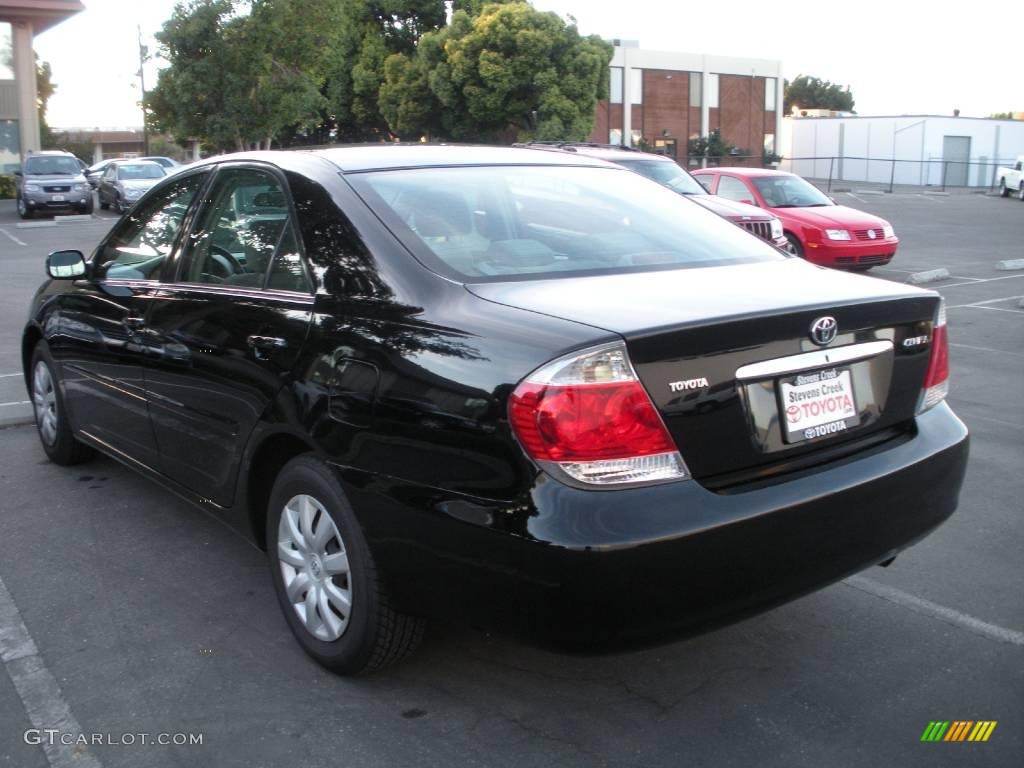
[{"xmin": 589, "ymin": 41, "xmax": 783, "ymax": 166}]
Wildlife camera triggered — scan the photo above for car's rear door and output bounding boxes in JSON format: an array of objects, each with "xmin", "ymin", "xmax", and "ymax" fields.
[
  {"xmin": 52, "ymin": 169, "xmax": 208, "ymax": 470},
  {"xmin": 142, "ymin": 163, "xmax": 314, "ymax": 505}
]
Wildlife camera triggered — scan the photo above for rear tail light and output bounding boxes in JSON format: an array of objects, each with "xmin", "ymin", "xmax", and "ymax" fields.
[
  {"xmin": 918, "ymin": 299, "xmax": 949, "ymax": 413},
  {"xmin": 509, "ymin": 342, "xmax": 689, "ymax": 486}
]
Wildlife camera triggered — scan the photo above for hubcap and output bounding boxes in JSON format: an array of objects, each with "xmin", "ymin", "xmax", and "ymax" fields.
[
  {"xmin": 277, "ymin": 494, "xmax": 352, "ymax": 641},
  {"xmin": 32, "ymin": 361, "xmax": 58, "ymax": 446}
]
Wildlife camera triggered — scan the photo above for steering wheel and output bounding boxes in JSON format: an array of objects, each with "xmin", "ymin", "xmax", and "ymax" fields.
[{"xmin": 206, "ymin": 244, "xmax": 246, "ymax": 279}]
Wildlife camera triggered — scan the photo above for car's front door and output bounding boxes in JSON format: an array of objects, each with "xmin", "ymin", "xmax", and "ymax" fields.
[
  {"xmin": 53, "ymin": 170, "xmax": 208, "ymax": 469},
  {"xmin": 142, "ymin": 164, "xmax": 314, "ymax": 505}
]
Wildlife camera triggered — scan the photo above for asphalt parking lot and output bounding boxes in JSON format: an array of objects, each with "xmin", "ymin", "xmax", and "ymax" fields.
[{"xmin": 0, "ymin": 191, "xmax": 1021, "ymax": 767}]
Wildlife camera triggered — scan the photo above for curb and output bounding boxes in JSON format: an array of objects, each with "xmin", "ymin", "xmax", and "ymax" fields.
[
  {"xmin": 0, "ymin": 415, "xmax": 34, "ymax": 431},
  {"xmin": 15, "ymin": 220, "xmax": 56, "ymax": 229},
  {"xmin": 906, "ymin": 268, "xmax": 951, "ymax": 285},
  {"xmin": 853, "ymin": 189, "xmax": 885, "ymax": 195},
  {"xmin": 55, "ymin": 215, "xmax": 95, "ymax": 224},
  {"xmin": 922, "ymin": 191, "xmax": 951, "ymax": 197},
  {"xmin": 995, "ymin": 259, "xmax": 1024, "ymax": 271}
]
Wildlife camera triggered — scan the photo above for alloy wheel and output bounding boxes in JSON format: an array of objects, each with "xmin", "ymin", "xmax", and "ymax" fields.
[
  {"xmin": 32, "ymin": 361, "xmax": 58, "ymax": 447},
  {"xmin": 277, "ymin": 494, "xmax": 353, "ymax": 641}
]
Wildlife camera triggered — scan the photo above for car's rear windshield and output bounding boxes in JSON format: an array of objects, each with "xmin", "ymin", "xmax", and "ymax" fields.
[
  {"xmin": 118, "ymin": 164, "xmax": 165, "ymax": 180},
  {"xmin": 24, "ymin": 156, "xmax": 80, "ymax": 175},
  {"xmin": 350, "ymin": 165, "xmax": 785, "ymax": 282}
]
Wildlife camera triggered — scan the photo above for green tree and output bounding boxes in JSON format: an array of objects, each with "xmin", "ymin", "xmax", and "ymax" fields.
[
  {"xmin": 36, "ymin": 55, "xmax": 56, "ymax": 146},
  {"xmin": 147, "ymin": 0, "xmax": 329, "ymax": 152},
  {"xmin": 988, "ymin": 111, "xmax": 1017, "ymax": 120},
  {"xmin": 381, "ymin": 1, "xmax": 612, "ymax": 142},
  {"xmin": 784, "ymin": 75, "xmax": 855, "ymax": 114}
]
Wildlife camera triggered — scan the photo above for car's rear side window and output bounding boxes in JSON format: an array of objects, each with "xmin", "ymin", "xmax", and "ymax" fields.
[{"xmin": 350, "ymin": 165, "xmax": 783, "ymax": 282}]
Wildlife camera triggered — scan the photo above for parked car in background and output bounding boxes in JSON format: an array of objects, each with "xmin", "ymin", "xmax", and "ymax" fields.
[
  {"xmin": 14, "ymin": 150, "xmax": 93, "ymax": 219},
  {"xmin": 521, "ymin": 143, "xmax": 789, "ymax": 249},
  {"xmin": 84, "ymin": 158, "xmax": 116, "ymax": 189},
  {"xmin": 693, "ymin": 168, "xmax": 899, "ymax": 271},
  {"xmin": 139, "ymin": 156, "xmax": 182, "ymax": 170},
  {"xmin": 97, "ymin": 160, "xmax": 167, "ymax": 213},
  {"xmin": 24, "ymin": 146, "xmax": 967, "ymax": 674},
  {"xmin": 995, "ymin": 156, "xmax": 1023, "ymax": 199}
]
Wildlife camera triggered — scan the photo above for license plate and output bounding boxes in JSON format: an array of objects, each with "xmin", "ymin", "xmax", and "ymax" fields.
[
  {"xmin": 779, "ymin": 367, "xmax": 859, "ymax": 443},
  {"xmin": 52, "ymin": 195, "xmax": 65, "ymax": 201}
]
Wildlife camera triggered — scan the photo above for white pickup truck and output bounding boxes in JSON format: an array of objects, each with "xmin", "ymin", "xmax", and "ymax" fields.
[{"xmin": 996, "ymin": 156, "xmax": 1024, "ymax": 199}]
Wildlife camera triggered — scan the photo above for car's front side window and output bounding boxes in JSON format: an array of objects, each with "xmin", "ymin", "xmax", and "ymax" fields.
[
  {"xmin": 714, "ymin": 175, "xmax": 755, "ymax": 204},
  {"xmin": 96, "ymin": 172, "xmax": 206, "ymax": 281},
  {"xmin": 179, "ymin": 167, "xmax": 307, "ymax": 290}
]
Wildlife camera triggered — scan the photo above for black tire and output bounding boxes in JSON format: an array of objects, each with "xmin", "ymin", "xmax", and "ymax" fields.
[
  {"xmin": 267, "ymin": 455, "xmax": 425, "ymax": 674},
  {"xmin": 99, "ymin": 194, "xmax": 110, "ymax": 210},
  {"xmin": 113, "ymin": 194, "xmax": 122, "ymax": 214},
  {"xmin": 1019, "ymin": 183, "xmax": 1024, "ymax": 201},
  {"xmin": 785, "ymin": 233, "xmax": 804, "ymax": 259},
  {"xmin": 29, "ymin": 342, "xmax": 94, "ymax": 466},
  {"xmin": 16, "ymin": 196, "xmax": 33, "ymax": 220},
  {"xmin": 82, "ymin": 197, "xmax": 94, "ymax": 215},
  {"xmin": 999, "ymin": 179, "xmax": 1009, "ymax": 197}
]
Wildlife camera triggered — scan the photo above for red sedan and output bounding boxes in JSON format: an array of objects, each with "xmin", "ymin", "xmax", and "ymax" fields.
[{"xmin": 692, "ymin": 168, "xmax": 898, "ymax": 270}]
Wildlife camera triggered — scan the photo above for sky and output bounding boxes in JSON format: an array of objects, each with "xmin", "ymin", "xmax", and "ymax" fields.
[{"xmin": 33, "ymin": 0, "xmax": 1020, "ymax": 129}]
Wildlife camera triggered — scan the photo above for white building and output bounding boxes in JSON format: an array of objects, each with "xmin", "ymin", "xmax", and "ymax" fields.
[{"xmin": 781, "ymin": 115, "xmax": 1024, "ymax": 188}]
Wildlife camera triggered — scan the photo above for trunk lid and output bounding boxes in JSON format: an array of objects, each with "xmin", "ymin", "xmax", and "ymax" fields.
[{"xmin": 469, "ymin": 259, "xmax": 940, "ymax": 485}]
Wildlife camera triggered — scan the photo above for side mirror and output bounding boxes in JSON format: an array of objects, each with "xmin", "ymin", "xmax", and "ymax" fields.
[
  {"xmin": 46, "ymin": 250, "xmax": 88, "ymax": 280},
  {"xmin": 13, "ymin": 170, "xmax": 22, "ymax": 177}
]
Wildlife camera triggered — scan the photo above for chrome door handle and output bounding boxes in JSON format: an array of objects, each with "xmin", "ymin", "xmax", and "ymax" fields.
[
  {"xmin": 123, "ymin": 315, "xmax": 146, "ymax": 332},
  {"xmin": 247, "ymin": 335, "xmax": 288, "ymax": 350}
]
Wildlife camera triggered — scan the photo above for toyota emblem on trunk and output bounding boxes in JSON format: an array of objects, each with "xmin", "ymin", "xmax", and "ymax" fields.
[{"xmin": 810, "ymin": 316, "xmax": 838, "ymax": 346}]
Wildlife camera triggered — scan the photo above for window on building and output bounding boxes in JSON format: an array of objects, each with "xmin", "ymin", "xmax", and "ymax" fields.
[
  {"xmin": 630, "ymin": 129, "xmax": 642, "ymax": 147},
  {"xmin": 628, "ymin": 68, "xmax": 643, "ymax": 105},
  {"xmin": 609, "ymin": 67, "xmax": 623, "ymax": 104},
  {"xmin": 765, "ymin": 78, "xmax": 777, "ymax": 112},
  {"xmin": 764, "ymin": 133, "xmax": 776, "ymax": 156},
  {"xmin": 707, "ymin": 74, "xmax": 719, "ymax": 108},
  {"xmin": 0, "ymin": 23, "xmax": 14, "ymax": 80},
  {"xmin": 0, "ymin": 119, "xmax": 18, "ymax": 173},
  {"xmin": 609, "ymin": 128, "xmax": 622, "ymax": 146},
  {"xmin": 689, "ymin": 72, "xmax": 702, "ymax": 108}
]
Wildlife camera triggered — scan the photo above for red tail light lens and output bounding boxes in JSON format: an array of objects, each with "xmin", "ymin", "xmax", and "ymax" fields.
[
  {"xmin": 509, "ymin": 343, "xmax": 688, "ymax": 486},
  {"xmin": 919, "ymin": 299, "xmax": 949, "ymax": 413}
]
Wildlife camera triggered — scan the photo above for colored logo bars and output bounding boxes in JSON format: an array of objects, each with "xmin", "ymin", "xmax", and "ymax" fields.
[{"xmin": 921, "ymin": 721, "xmax": 997, "ymax": 742}]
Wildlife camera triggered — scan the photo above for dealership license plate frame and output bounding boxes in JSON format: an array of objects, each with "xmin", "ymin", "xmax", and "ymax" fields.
[{"xmin": 777, "ymin": 366, "xmax": 860, "ymax": 444}]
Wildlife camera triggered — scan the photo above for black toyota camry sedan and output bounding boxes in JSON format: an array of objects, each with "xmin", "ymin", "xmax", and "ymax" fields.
[{"xmin": 23, "ymin": 146, "xmax": 968, "ymax": 674}]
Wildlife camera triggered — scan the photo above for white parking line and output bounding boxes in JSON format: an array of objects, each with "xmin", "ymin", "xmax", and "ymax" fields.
[
  {"xmin": 941, "ymin": 274, "xmax": 1024, "ymax": 289},
  {"xmin": 0, "ymin": 401, "xmax": 30, "ymax": 407},
  {"xmin": 844, "ymin": 576, "xmax": 1024, "ymax": 646},
  {"xmin": 950, "ymin": 342, "xmax": 1024, "ymax": 357},
  {"xmin": 846, "ymin": 192, "xmax": 866, "ymax": 204},
  {"xmin": 917, "ymin": 194, "xmax": 944, "ymax": 203},
  {"xmin": 948, "ymin": 295, "xmax": 1024, "ymax": 309},
  {"xmin": 0, "ymin": 372, "xmax": 23, "ymax": 378},
  {"xmin": 0, "ymin": 227, "xmax": 27, "ymax": 246},
  {"xmin": 0, "ymin": 573, "xmax": 105, "ymax": 768}
]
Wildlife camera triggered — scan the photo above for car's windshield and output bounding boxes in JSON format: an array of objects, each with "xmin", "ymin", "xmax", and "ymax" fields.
[
  {"xmin": 351, "ymin": 165, "xmax": 785, "ymax": 282},
  {"xmin": 617, "ymin": 159, "xmax": 707, "ymax": 195},
  {"xmin": 24, "ymin": 156, "xmax": 81, "ymax": 176},
  {"xmin": 118, "ymin": 164, "xmax": 165, "ymax": 180},
  {"xmin": 752, "ymin": 175, "xmax": 833, "ymax": 207}
]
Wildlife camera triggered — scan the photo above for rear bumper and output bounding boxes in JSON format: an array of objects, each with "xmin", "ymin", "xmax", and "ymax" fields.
[
  {"xmin": 341, "ymin": 402, "xmax": 968, "ymax": 649},
  {"xmin": 806, "ymin": 237, "xmax": 899, "ymax": 268}
]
